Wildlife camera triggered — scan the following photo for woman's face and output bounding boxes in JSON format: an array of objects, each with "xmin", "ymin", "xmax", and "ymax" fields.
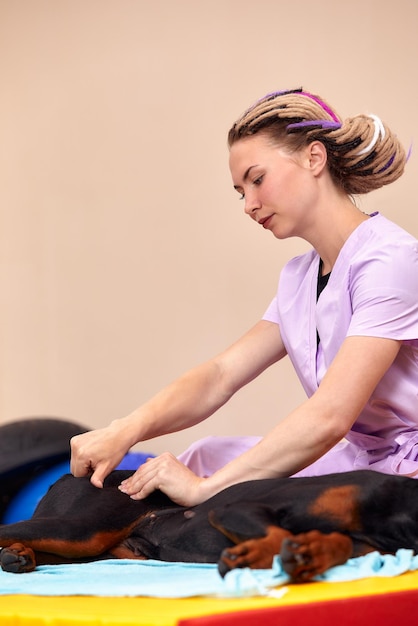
[{"xmin": 229, "ymin": 134, "xmax": 321, "ymax": 240}]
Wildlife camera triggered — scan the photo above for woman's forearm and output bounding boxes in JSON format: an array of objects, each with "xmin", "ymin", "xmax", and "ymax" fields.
[
  {"xmin": 114, "ymin": 359, "xmax": 232, "ymax": 445},
  {"xmin": 199, "ymin": 400, "xmax": 342, "ymax": 500},
  {"xmin": 70, "ymin": 321, "xmax": 285, "ymax": 487},
  {"xmin": 114, "ymin": 320, "xmax": 286, "ymax": 447},
  {"xmin": 70, "ymin": 358, "xmax": 233, "ymax": 484}
]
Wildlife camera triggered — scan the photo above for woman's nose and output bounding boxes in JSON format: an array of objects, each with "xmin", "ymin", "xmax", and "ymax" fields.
[{"xmin": 244, "ymin": 192, "xmax": 260, "ymax": 217}]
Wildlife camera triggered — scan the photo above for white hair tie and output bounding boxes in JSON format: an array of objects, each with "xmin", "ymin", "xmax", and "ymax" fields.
[{"xmin": 356, "ymin": 114, "xmax": 385, "ymax": 156}]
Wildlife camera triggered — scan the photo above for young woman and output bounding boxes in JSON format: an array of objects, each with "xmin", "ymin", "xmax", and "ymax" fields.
[{"xmin": 70, "ymin": 88, "xmax": 417, "ymax": 506}]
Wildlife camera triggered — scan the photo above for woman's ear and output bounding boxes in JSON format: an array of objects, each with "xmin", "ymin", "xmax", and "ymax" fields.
[{"xmin": 307, "ymin": 141, "xmax": 328, "ymax": 176}]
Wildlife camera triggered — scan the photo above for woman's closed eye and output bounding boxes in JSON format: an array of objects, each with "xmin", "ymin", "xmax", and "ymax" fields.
[
  {"xmin": 235, "ymin": 175, "xmax": 264, "ymax": 200},
  {"xmin": 252, "ymin": 175, "xmax": 264, "ymax": 186}
]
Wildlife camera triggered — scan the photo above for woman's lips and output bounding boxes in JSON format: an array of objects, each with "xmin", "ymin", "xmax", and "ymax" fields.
[{"xmin": 259, "ymin": 215, "xmax": 273, "ymax": 228}]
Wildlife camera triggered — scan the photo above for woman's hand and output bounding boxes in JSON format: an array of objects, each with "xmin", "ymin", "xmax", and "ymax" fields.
[
  {"xmin": 118, "ymin": 452, "xmax": 207, "ymax": 506},
  {"xmin": 70, "ymin": 423, "xmax": 132, "ymax": 488}
]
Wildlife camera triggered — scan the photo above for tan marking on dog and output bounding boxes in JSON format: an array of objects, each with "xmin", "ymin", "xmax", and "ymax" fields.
[{"xmin": 308, "ymin": 485, "xmax": 362, "ymax": 530}]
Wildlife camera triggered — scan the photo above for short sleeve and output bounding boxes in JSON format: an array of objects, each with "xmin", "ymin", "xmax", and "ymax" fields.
[
  {"xmin": 262, "ymin": 296, "xmax": 280, "ymax": 324},
  {"xmin": 347, "ymin": 241, "xmax": 418, "ymax": 341}
]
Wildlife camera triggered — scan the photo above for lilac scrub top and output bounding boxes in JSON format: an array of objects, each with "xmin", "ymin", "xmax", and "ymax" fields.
[
  {"xmin": 178, "ymin": 213, "xmax": 418, "ymax": 479},
  {"xmin": 263, "ymin": 212, "xmax": 418, "ymax": 477}
]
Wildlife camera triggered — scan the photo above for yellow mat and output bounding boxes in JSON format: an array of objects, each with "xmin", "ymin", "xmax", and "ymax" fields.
[{"xmin": 1, "ymin": 571, "xmax": 418, "ymax": 626}]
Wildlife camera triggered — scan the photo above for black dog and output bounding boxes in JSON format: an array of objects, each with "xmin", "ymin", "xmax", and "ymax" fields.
[{"xmin": 1, "ymin": 469, "xmax": 417, "ymax": 582}]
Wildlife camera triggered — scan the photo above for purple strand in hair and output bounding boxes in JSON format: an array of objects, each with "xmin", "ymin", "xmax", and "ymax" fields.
[
  {"xmin": 377, "ymin": 153, "xmax": 395, "ymax": 174},
  {"xmin": 260, "ymin": 88, "xmax": 303, "ymax": 102},
  {"xmin": 406, "ymin": 143, "xmax": 413, "ymax": 162},
  {"xmin": 299, "ymin": 92, "xmax": 341, "ymax": 123},
  {"xmin": 287, "ymin": 120, "xmax": 342, "ymax": 132}
]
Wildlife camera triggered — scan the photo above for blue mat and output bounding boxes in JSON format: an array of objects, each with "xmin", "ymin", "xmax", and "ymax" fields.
[{"xmin": 0, "ymin": 551, "xmax": 417, "ymax": 598}]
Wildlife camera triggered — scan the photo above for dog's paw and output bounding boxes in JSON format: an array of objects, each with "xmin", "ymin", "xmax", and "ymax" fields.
[
  {"xmin": 280, "ymin": 536, "xmax": 314, "ymax": 582},
  {"xmin": 280, "ymin": 531, "xmax": 352, "ymax": 583},
  {"xmin": 217, "ymin": 526, "xmax": 289, "ymax": 577},
  {"xmin": 0, "ymin": 543, "xmax": 36, "ymax": 573},
  {"xmin": 217, "ymin": 546, "xmax": 246, "ymax": 578}
]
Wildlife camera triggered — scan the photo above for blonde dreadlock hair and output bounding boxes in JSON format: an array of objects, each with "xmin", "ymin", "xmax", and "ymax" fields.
[{"xmin": 228, "ymin": 89, "xmax": 407, "ymax": 195}]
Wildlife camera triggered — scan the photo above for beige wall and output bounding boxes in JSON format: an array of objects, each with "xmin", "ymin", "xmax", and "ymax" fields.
[{"xmin": 0, "ymin": 0, "xmax": 417, "ymax": 455}]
